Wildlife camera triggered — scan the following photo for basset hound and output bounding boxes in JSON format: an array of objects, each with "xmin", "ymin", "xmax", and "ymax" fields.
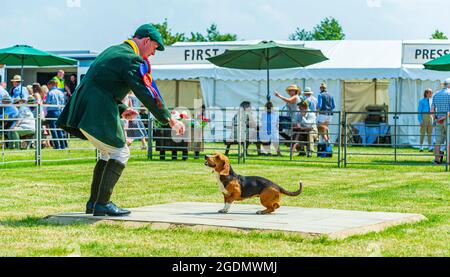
[{"xmin": 204, "ymin": 153, "xmax": 303, "ymax": 214}]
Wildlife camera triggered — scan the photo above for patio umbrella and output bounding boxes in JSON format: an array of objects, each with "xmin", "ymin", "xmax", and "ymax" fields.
[
  {"xmin": 0, "ymin": 44, "xmax": 78, "ymax": 97},
  {"xmin": 423, "ymin": 53, "xmax": 450, "ymax": 71},
  {"xmin": 207, "ymin": 40, "xmax": 328, "ymax": 101}
]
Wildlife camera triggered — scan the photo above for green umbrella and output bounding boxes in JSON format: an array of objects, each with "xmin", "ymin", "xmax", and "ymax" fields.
[
  {"xmin": 207, "ymin": 40, "xmax": 328, "ymax": 101},
  {"xmin": 0, "ymin": 44, "xmax": 78, "ymax": 97},
  {"xmin": 424, "ymin": 53, "xmax": 450, "ymax": 71}
]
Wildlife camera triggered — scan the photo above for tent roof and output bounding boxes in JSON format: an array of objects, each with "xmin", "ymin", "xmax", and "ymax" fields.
[{"xmin": 152, "ymin": 40, "xmax": 450, "ymax": 81}]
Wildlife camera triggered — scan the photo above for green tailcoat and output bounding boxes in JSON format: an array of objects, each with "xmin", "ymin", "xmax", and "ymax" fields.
[{"xmin": 56, "ymin": 43, "xmax": 171, "ymax": 148}]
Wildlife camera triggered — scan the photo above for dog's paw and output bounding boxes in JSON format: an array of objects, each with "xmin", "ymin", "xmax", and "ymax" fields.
[
  {"xmin": 218, "ymin": 209, "xmax": 229, "ymax": 213},
  {"xmin": 256, "ymin": 210, "xmax": 267, "ymax": 215}
]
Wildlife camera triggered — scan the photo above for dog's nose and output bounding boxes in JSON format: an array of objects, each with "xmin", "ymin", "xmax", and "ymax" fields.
[{"xmin": 204, "ymin": 155, "xmax": 209, "ymax": 160}]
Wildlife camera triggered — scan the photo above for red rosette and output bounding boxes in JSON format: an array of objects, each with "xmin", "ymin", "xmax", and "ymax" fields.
[{"xmin": 142, "ymin": 74, "xmax": 152, "ymax": 88}]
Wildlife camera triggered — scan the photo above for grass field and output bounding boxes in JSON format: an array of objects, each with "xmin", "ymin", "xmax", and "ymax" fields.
[{"xmin": 0, "ymin": 141, "xmax": 449, "ymax": 256}]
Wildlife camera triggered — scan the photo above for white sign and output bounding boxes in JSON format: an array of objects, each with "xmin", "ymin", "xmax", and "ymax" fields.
[
  {"xmin": 151, "ymin": 45, "xmax": 235, "ymax": 65},
  {"xmin": 402, "ymin": 43, "xmax": 450, "ymax": 64}
]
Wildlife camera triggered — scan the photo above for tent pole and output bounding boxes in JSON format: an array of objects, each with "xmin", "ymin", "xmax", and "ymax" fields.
[
  {"xmin": 20, "ymin": 55, "xmax": 24, "ymax": 99},
  {"xmin": 266, "ymin": 49, "xmax": 270, "ymax": 102}
]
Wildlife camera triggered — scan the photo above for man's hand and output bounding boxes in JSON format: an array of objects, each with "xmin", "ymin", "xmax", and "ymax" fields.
[
  {"xmin": 122, "ymin": 108, "xmax": 138, "ymax": 120},
  {"xmin": 169, "ymin": 117, "xmax": 185, "ymax": 136}
]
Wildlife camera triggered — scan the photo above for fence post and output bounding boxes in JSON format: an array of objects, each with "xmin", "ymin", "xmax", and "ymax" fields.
[
  {"xmin": 446, "ymin": 113, "xmax": 449, "ymax": 172},
  {"xmin": 343, "ymin": 112, "xmax": 347, "ymax": 167},
  {"xmin": 337, "ymin": 111, "xmax": 341, "ymax": 168},
  {"xmin": 394, "ymin": 112, "xmax": 398, "ymax": 163},
  {"xmin": 35, "ymin": 103, "xmax": 42, "ymax": 166},
  {"xmin": 148, "ymin": 114, "xmax": 153, "ymax": 160},
  {"xmin": 237, "ymin": 109, "xmax": 241, "ymax": 164}
]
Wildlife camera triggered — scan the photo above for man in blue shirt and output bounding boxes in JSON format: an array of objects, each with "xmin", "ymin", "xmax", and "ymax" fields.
[
  {"xmin": 303, "ymin": 87, "xmax": 317, "ymax": 111},
  {"xmin": 9, "ymin": 75, "xmax": 29, "ymax": 100},
  {"xmin": 418, "ymin": 88, "xmax": 434, "ymax": 152},
  {"xmin": 45, "ymin": 79, "xmax": 67, "ymax": 149},
  {"xmin": 431, "ymin": 79, "xmax": 450, "ymax": 164},
  {"xmin": 1, "ymin": 95, "xmax": 19, "ymax": 148},
  {"xmin": 317, "ymin": 83, "xmax": 335, "ymax": 143}
]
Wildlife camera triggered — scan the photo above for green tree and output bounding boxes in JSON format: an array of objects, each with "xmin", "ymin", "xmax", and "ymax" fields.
[
  {"xmin": 152, "ymin": 18, "xmax": 186, "ymax": 46},
  {"xmin": 289, "ymin": 17, "xmax": 345, "ymax": 41},
  {"xmin": 430, "ymin": 29, "xmax": 448, "ymax": 39},
  {"xmin": 187, "ymin": 32, "xmax": 207, "ymax": 42},
  {"xmin": 205, "ymin": 23, "xmax": 237, "ymax": 41},
  {"xmin": 288, "ymin": 28, "xmax": 313, "ymax": 41}
]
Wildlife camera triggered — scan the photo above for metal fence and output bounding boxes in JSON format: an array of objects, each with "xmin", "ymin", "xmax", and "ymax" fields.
[{"xmin": 1, "ymin": 104, "xmax": 449, "ymax": 171}]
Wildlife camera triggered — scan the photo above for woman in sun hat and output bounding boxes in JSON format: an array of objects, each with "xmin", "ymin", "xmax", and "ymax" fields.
[{"xmin": 274, "ymin": 84, "xmax": 302, "ymax": 140}]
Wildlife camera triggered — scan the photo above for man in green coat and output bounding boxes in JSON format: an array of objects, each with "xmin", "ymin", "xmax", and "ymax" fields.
[{"xmin": 57, "ymin": 24, "xmax": 185, "ymax": 216}]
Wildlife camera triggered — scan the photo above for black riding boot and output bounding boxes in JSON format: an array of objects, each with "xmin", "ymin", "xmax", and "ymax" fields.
[
  {"xmin": 86, "ymin": 159, "xmax": 107, "ymax": 214},
  {"xmin": 93, "ymin": 159, "xmax": 130, "ymax": 216}
]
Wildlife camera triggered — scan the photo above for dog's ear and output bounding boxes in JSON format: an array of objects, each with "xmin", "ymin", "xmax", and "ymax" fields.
[{"xmin": 219, "ymin": 154, "xmax": 230, "ymax": 176}]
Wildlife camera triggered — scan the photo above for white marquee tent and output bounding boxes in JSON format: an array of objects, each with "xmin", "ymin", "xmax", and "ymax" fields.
[{"xmin": 150, "ymin": 40, "xmax": 450, "ymax": 146}]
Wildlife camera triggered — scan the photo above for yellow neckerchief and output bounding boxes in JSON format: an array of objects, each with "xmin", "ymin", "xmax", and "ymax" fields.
[{"xmin": 124, "ymin": 39, "xmax": 140, "ymax": 56}]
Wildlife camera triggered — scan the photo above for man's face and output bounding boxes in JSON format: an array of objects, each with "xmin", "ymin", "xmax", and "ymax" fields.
[
  {"xmin": 140, "ymin": 37, "xmax": 159, "ymax": 58},
  {"xmin": 320, "ymin": 86, "xmax": 326, "ymax": 92},
  {"xmin": 57, "ymin": 71, "xmax": 64, "ymax": 78},
  {"xmin": 70, "ymin": 75, "xmax": 76, "ymax": 82},
  {"xmin": 12, "ymin": 81, "xmax": 19, "ymax": 87}
]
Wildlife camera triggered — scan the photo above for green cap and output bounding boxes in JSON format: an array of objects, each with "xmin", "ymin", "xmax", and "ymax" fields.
[{"xmin": 134, "ymin": 23, "xmax": 165, "ymax": 51}]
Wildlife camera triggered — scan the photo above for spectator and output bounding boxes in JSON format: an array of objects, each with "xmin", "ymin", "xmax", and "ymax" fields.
[
  {"xmin": 26, "ymin": 85, "xmax": 33, "ymax": 97},
  {"xmin": 418, "ymin": 88, "xmax": 434, "ymax": 152},
  {"xmin": 41, "ymin": 85, "xmax": 49, "ymax": 102},
  {"xmin": 1, "ymin": 95, "xmax": 18, "ymax": 148},
  {"xmin": 293, "ymin": 100, "xmax": 318, "ymax": 157},
  {"xmin": 303, "ymin": 87, "xmax": 317, "ymax": 111},
  {"xmin": 27, "ymin": 95, "xmax": 50, "ymax": 148},
  {"xmin": 9, "ymin": 75, "xmax": 29, "ymax": 100},
  {"xmin": 431, "ymin": 79, "xmax": 450, "ymax": 164},
  {"xmin": 317, "ymin": 82, "xmax": 335, "ymax": 143},
  {"xmin": 126, "ymin": 91, "xmax": 148, "ymax": 150},
  {"xmin": 274, "ymin": 84, "xmax": 302, "ymax": 142},
  {"xmin": 274, "ymin": 84, "xmax": 302, "ymax": 113},
  {"xmin": 259, "ymin": 101, "xmax": 281, "ymax": 156},
  {"xmin": 45, "ymin": 79, "xmax": 66, "ymax": 149},
  {"xmin": 225, "ymin": 101, "xmax": 260, "ymax": 156},
  {"xmin": 1, "ymin": 82, "xmax": 7, "ymax": 89},
  {"xmin": 31, "ymin": 83, "xmax": 44, "ymax": 103},
  {"xmin": 66, "ymin": 74, "xmax": 78, "ymax": 101},
  {"xmin": 52, "ymin": 70, "xmax": 66, "ymax": 92},
  {"xmin": 8, "ymin": 98, "xmax": 35, "ymax": 149},
  {"xmin": 0, "ymin": 82, "xmax": 9, "ymax": 100},
  {"xmin": 52, "ymin": 70, "xmax": 71, "ymax": 103},
  {"xmin": 1, "ymin": 95, "xmax": 19, "ymax": 127}
]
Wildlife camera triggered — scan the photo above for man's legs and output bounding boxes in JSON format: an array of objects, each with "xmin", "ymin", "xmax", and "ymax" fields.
[
  {"xmin": 47, "ymin": 113, "xmax": 60, "ymax": 149},
  {"xmin": 426, "ymin": 120, "xmax": 433, "ymax": 151},
  {"xmin": 81, "ymin": 129, "xmax": 130, "ymax": 216},
  {"xmin": 419, "ymin": 121, "xmax": 425, "ymax": 151}
]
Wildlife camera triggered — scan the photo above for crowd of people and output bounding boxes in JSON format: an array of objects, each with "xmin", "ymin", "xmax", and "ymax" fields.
[
  {"xmin": 225, "ymin": 82, "xmax": 336, "ymax": 157},
  {"xmin": 0, "ymin": 70, "xmax": 76, "ymax": 150},
  {"xmin": 2, "ymin": 71, "xmax": 450, "ymax": 164},
  {"xmin": 418, "ymin": 78, "xmax": 450, "ymax": 165}
]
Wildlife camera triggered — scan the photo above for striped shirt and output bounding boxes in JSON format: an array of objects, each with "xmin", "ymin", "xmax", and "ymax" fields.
[{"xmin": 431, "ymin": 88, "xmax": 450, "ymax": 120}]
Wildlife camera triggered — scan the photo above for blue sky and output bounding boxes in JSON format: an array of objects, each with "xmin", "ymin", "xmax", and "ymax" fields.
[{"xmin": 0, "ymin": 0, "xmax": 449, "ymax": 51}]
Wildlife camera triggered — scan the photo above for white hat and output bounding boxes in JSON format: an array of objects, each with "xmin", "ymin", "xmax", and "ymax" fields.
[
  {"xmin": 304, "ymin": 87, "xmax": 313, "ymax": 94},
  {"xmin": 10, "ymin": 75, "xmax": 22, "ymax": 82},
  {"xmin": 444, "ymin": 78, "xmax": 450, "ymax": 86}
]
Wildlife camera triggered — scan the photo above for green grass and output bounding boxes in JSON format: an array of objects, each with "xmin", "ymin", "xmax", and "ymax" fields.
[{"xmin": 0, "ymin": 143, "xmax": 449, "ymax": 256}]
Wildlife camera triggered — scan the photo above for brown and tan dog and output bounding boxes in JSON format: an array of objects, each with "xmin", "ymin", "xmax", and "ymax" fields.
[{"xmin": 204, "ymin": 153, "xmax": 303, "ymax": 214}]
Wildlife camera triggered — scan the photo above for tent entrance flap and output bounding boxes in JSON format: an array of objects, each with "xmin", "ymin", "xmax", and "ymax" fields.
[{"xmin": 343, "ymin": 80, "xmax": 390, "ymax": 125}]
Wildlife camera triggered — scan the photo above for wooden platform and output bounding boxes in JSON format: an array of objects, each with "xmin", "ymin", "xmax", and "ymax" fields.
[{"xmin": 47, "ymin": 202, "xmax": 426, "ymax": 239}]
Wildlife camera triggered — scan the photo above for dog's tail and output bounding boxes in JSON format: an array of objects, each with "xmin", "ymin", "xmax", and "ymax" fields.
[{"xmin": 279, "ymin": 180, "xmax": 303, "ymax": 196}]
